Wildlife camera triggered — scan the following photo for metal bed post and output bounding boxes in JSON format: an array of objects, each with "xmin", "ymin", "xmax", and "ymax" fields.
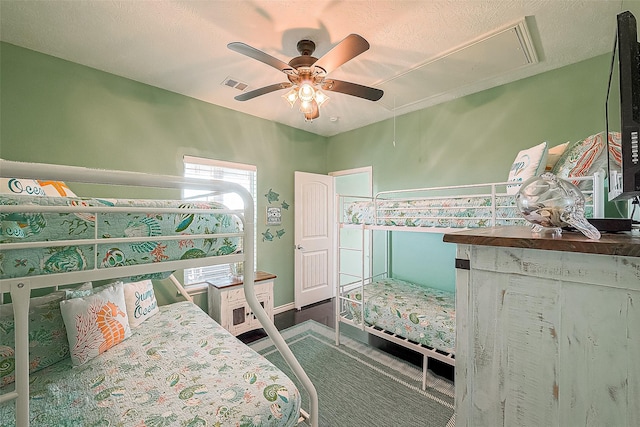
[
  {"xmin": 203, "ymin": 178, "xmax": 320, "ymax": 427},
  {"xmin": 7, "ymin": 281, "xmax": 30, "ymax": 427},
  {"xmin": 490, "ymin": 183, "xmax": 497, "ymax": 226},
  {"xmin": 335, "ymin": 193, "xmax": 342, "ymax": 347},
  {"xmin": 0, "ymin": 159, "xmax": 319, "ymax": 427}
]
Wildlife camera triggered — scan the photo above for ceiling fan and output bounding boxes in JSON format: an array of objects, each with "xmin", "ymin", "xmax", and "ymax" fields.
[{"xmin": 227, "ymin": 34, "xmax": 384, "ymax": 121}]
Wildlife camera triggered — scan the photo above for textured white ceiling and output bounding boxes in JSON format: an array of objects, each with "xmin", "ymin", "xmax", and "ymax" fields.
[{"xmin": 1, "ymin": 0, "xmax": 639, "ymax": 137}]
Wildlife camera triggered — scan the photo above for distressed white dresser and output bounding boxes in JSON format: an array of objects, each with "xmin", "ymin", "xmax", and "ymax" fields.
[{"xmin": 443, "ymin": 226, "xmax": 640, "ymax": 427}]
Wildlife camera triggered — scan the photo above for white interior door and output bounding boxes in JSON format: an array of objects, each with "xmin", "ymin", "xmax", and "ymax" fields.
[{"xmin": 294, "ymin": 171, "xmax": 334, "ymax": 310}]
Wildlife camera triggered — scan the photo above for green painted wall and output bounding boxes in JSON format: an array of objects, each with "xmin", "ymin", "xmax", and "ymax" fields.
[
  {"xmin": 0, "ymin": 40, "xmax": 616, "ymax": 301},
  {"xmin": 326, "ymin": 54, "xmax": 612, "ymax": 292},
  {"xmin": 0, "ymin": 42, "xmax": 327, "ymax": 308}
]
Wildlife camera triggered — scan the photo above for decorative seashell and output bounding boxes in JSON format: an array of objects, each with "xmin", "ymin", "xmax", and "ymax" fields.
[
  {"xmin": 133, "ymin": 390, "xmax": 159, "ymax": 404},
  {"xmin": 166, "ymin": 372, "xmax": 180, "ymax": 387},
  {"xmin": 263, "ymin": 384, "xmax": 287, "ymax": 402},
  {"xmin": 243, "ymin": 371, "xmax": 258, "ymax": 384},
  {"xmin": 0, "ymin": 353, "xmax": 15, "ymax": 378},
  {"xmin": 91, "ymin": 375, "xmax": 106, "ymax": 388},
  {"xmin": 178, "ymin": 384, "xmax": 207, "ymax": 400},
  {"xmin": 94, "ymin": 386, "xmax": 126, "ymax": 401},
  {"xmin": 270, "ymin": 402, "xmax": 283, "ymax": 419},
  {"xmin": 146, "ymin": 347, "xmax": 166, "ymax": 359}
]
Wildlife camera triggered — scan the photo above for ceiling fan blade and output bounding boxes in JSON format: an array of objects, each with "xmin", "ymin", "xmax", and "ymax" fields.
[
  {"xmin": 234, "ymin": 82, "xmax": 292, "ymax": 101},
  {"xmin": 321, "ymin": 79, "xmax": 383, "ymax": 101},
  {"xmin": 312, "ymin": 34, "xmax": 370, "ymax": 74},
  {"xmin": 228, "ymin": 42, "xmax": 294, "ymax": 74}
]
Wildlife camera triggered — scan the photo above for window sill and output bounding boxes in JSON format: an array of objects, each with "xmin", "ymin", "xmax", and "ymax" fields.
[{"xmin": 181, "ymin": 282, "xmax": 208, "ymax": 297}]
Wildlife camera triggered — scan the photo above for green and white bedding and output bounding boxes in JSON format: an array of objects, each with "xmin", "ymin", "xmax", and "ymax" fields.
[
  {"xmin": 0, "ymin": 194, "xmax": 242, "ymax": 280},
  {"xmin": 344, "ymin": 193, "xmax": 597, "ymax": 229},
  {"xmin": 346, "ymin": 278, "xmax": 456, "ymax": 354},
  {"xmin": 0, "ymin": 301, "xmax": 301, "ymax": 427},
  {"xmin": 344, "ymin": 196, "xmax": 526, "ymax": 228}
]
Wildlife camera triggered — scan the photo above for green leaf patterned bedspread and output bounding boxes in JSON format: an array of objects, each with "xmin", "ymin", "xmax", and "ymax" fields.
[
  {"xmin": 346, "ymin": 278, "xmax": 456, "ymax": 353},
  {"xmin": 0, "ymin": 195, "xmax": 242, "ymax": 280},
  {"xmin": 344, "ymin": 194, "xmax": 596, "ymax": 228},
  {"xmin": 0, "ymin": 301, "xmax": 301, "ymax": 426}
]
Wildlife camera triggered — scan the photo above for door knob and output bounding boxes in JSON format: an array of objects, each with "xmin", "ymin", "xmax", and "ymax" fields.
[{"xmin": 296, "ymin": 245, "xmax": 304, "ymax": 250}]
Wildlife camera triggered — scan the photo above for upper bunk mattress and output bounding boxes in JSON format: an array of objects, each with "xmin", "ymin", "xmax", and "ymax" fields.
[
  {"xmin": 344, "ymin": 196, "xmax": 526, "ymax": 228},
  {"xmin": 346, "ymin": 278, "xmax": 455, "ymax": 353},
  {"xmin": 0, "ymin": 301, "xmax": 301, "ymax": 426},
  {"xmin": 0, "ymin": 194, "xmax": 241, "ymax": 280},
  {"xmin": 344, "ymin": 193, "xmax": 596, "ymax": 229}
]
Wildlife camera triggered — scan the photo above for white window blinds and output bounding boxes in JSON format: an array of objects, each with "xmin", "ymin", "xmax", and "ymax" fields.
[{"xmin": 183, "ymin": 155, "xmax": 257, "ymax": 286}]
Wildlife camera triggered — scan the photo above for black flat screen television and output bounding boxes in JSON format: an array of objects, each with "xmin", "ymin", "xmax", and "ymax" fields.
[{"xmin": 606, "ymin": 10, "xmax": 640, "ymax": 202}]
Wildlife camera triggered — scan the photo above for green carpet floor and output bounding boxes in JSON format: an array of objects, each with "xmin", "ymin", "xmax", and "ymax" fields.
[{"xmin": 250, "ymin": 320, "xmax": 455, "ymax": 427}]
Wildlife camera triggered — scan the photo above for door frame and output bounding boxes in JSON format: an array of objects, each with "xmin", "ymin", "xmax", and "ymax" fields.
[{"xmin": 329, "ymin": 166, "xmax": 373, "ymax": 302}]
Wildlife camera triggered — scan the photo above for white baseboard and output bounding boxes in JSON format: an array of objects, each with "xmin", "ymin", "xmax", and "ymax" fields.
[{"xmin": 274, "ymin": 302, "xmax": 295, "ymax": 314}]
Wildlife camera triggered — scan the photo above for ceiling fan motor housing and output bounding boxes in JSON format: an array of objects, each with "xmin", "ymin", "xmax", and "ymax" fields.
[
  {"xmin": 228, "ymin": 33, "xmax": 383, "ymax": 108},
  {"xmin": 296, "ymin": 39, "xmax": 316, "ymax": 56}
]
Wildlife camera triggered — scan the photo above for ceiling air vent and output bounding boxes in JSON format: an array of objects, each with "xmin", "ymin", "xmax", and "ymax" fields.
[{"xmin": 222, "ymin": 77, "xmax": 249, "ymax": 91}]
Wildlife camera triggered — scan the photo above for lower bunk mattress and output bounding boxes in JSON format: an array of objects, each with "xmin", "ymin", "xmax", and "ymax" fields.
[
  {"xmin": 346, "ymin": 278, "xmax": 455, "ymax": 354},
  {"xmin": 0, "ymin": 301, "xmax": 301, "ymax": 427}
]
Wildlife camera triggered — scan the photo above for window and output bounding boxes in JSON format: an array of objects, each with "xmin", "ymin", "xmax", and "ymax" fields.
[{"xmin": 183, "ymin": 155, "xmax": 257, "ymax": 288}]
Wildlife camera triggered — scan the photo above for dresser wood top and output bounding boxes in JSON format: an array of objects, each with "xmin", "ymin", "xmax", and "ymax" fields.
[
  {"xmin": 207, "ymin": 271, "xmax": 276, "ymax": 289},
  {"xmin": 443, "ymin": 226, "xmax": 640, "ymax": 257}
]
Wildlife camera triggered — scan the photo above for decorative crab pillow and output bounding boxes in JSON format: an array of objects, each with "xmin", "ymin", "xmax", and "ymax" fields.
[
  {"xmin": 551, "ymin": 132, "xmax": 608, "ymax": 189},
  {"xmin": 123, "ymin": 279, "xmax": 159, "ymax": 328},
  {"xmin": 0, "ymin": 291, "xmax": 68, "ymax": 387},
  {"xmin": 60, "ymin": 282, "xmax": 131, "ymax": 366},
  {"xmin": 506, "ymin": 141, "xmax": 548, "ymax": 195}
]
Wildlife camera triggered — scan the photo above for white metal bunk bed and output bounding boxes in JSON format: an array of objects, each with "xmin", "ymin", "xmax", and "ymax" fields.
[
  {"xmin": 335, "ymin": 173, "xmax": 605, "ymax": 391},
  {"xmin": 0, "ymin": 159, "xmax": 319, "ymax": 427}
]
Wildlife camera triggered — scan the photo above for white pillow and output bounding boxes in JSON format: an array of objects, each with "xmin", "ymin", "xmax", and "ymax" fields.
[
  {"xmin": 0, "ymin": 178, "xmax": 47, "ymax": 196},
  {"xmin": 0, "ymin": 178, "xmax": 77, "ymax": 197},
  {"xmin": 123, "ymin": 280, "xmax": 159, "ymax": 328},
  {"xmin": 506, "ymin": 141, "xmax": 548, "ymax": 195},
  {"xmin": 60, "ymin": 282, "xmax": 131, "ymax": 366}
]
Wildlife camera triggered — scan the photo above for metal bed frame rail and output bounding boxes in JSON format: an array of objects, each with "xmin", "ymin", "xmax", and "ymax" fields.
[
  {"xmin": 0, "ymin": 159, "xmax": 318, "ymax": 427},
  {"xmin": 334, "ymin": 172, "xmax": 605, "ymax": 391}
]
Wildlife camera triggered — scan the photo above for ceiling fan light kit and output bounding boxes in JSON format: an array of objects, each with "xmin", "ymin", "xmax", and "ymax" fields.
[{"xmin": 228, "ymin": 34, "xmax": 383, "ymax": 121}]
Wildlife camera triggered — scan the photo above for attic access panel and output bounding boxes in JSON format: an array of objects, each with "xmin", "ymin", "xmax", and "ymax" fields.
[{"xmin": 378, "ymin": 19, "xmax": 538, "ymax": 111}]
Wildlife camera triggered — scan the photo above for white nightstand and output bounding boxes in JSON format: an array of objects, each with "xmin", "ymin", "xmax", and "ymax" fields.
[{"xmin": 207, "ymin": 271, "xmax": 275, "ymax": 336}]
